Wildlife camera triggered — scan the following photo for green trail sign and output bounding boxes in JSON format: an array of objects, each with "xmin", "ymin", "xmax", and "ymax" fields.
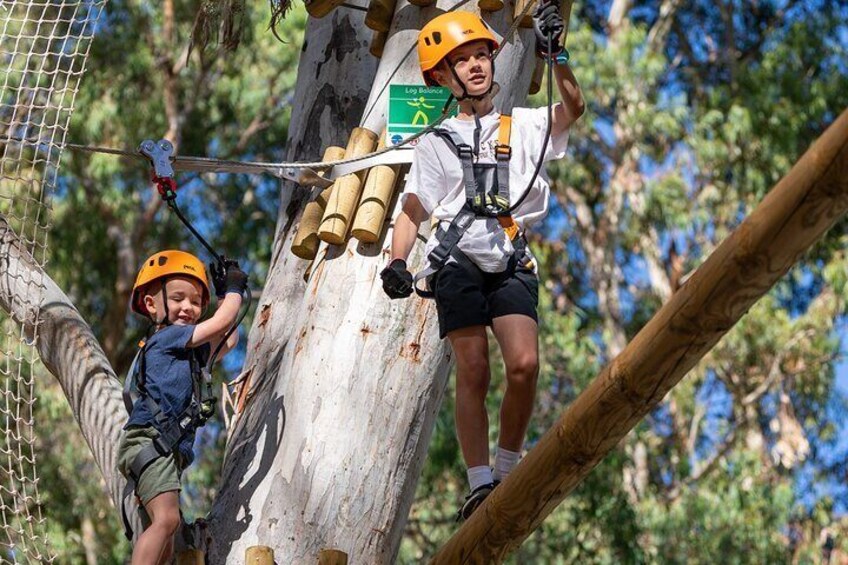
[{"xmin": 386, "ymin": 85, "xmax": 456, "ymax": 146}]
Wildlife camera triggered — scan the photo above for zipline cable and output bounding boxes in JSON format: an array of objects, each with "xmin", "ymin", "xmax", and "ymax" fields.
[{"xmin": 4, "ymin": 0, "xmax": 548, "ymax": 177}]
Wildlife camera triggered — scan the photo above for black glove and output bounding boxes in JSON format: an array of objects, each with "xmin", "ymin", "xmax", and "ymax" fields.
[
  {"xmin": 224, "ymin": 263, "xmax": 249, "ymax": 296},
  {"xmin": 210, "ymin": 259, "xmax": 241, "ymax": 298},
  {"xmin": 380, "ymin": 259, "xmax": 413, "ymax": 299},
  {"xmin": 533, "ymin": 0, "xmax": 564, "ymax": 58},
  {"xmin": 210, "ymin": 261, "xmax": 227, "ymax": 298}
]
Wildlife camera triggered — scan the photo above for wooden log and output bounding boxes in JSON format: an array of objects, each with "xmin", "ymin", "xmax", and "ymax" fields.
[
  {"xmin": 245, "ymin": 545, "xmax": 274, "ymax": 564},
  {"xmin": 478, "ymin": 0, "xmax": 504, "ymax": 12},
  {"xmin": 528, "ymin": 58, "xmax": 544, "ymax": 95},
  {"xmin": 175, "ymin": 549, "xmax": 204, "ymax": 565},
  {"xmin": 318, "ymin": 548, "xmax": 349, "ymax": 564},
  {"xmin": 365, "ymin": 0, "xmax": 398, "ymax": 32},
  {"xmin": 561, "ymin": 0, "xmax": 573, "ymax": 43},
  {"xmin": 513, "ymin": 0, "xmax": 533, "ymax": 27},
  {"xmin": 370, "ymin": 30, "xmax": 388, "ymax": 58},
  {"xmin": 407, "ymin": 0, "xmax": 436, "ymax": 6},
  {"xmin": 351, "ymin": 131, "xmax": 400, "ymax": 243},
  {"xmin": 306, "ymin": 0, "xmax": 346, "ymax": 18},
  {"xmin": 318, "ymin": 127, "xmax": 380, "ymax": 244},
  {"xmin": 431, "ymin": 108, "xmax": 848, "ymax": 560},
  {"xmin": 292, "ymin": 146, "xmax": 346, "ymax": 259}
]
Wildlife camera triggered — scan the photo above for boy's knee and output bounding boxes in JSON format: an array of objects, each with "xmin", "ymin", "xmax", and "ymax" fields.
[
  {"xmin": 457, "ymin": 357, "xmax": 490, "ymax": 395},
  {"xmin": 154, "ymin": 510, "xmax": 181, "ymax": 536},
  {"xmin": 506, "ymin": 355, "xmax": 538, "ymax": 388}
]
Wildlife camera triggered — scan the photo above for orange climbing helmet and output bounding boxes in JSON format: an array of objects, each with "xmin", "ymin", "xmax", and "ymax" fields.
[
  {"xmin": 131, "ymin": 250, "xmax": 210, "ymax": 316},
  {"xmin": 418, "ymin": 12, "xmax": 499, "ymax": 86}
]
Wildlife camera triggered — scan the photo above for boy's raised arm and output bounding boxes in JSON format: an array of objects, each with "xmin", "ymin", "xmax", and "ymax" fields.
[{"xmin": 190, "ymin": 266, "xmax": 248, "ymax": 347}]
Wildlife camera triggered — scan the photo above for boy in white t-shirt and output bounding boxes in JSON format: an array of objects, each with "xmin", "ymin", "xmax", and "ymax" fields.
[{"xmin": 381, "ymin": 6, "xmax": 584, "ymax": 520}]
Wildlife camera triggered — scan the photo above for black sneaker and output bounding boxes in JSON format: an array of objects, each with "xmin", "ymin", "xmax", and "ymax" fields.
[{"xmin": 456, "ymin": 483, "xmax": 495, "ymax": 523}]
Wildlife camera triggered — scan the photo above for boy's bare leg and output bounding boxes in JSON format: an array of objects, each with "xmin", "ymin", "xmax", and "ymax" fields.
[
  {"xmin": 447, "ymin": 325, "xmax": 491, "ymax": 468},
  {"xmin": 491, "ymin": 314, "xmax": 539, "ymax": 452},
  {"xmin": 132, "ymin": 491, "xmax": 180, "ymax": 565},
  {"xmin": 157, "ymin": 535, "xmax": 175, "ymax": 565}
]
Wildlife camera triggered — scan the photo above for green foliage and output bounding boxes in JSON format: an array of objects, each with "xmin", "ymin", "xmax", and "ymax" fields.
[
  {"xmin": 36, "ymin": 380, "xmax": 131, "ymax": 563},
  {"xmin": 640, "ymin": 453, "xmax": 794, "ymax": 564},
  {"xmin": 11, "ymin": 0, "xmax": 848, "ymax": 561}
]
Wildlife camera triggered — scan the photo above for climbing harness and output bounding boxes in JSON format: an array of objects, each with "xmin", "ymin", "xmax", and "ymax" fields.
[
  {"xmin": 122, "ymin": 338, "xmax": 215, "ymax": 484},
  {"xmin": 412, "ymin": 114, "xmax": 533, "ymax": 297}
]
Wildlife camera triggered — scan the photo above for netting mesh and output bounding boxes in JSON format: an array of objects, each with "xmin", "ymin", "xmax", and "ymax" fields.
[{"xmin": 0, "ymin": 1, "xmax": 106, "ymax": 561}]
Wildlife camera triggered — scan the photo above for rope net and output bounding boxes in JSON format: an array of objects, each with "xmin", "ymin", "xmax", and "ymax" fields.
[{"xmin": 0, "ymin": 1, "xmax": 106, "ymax": 561}]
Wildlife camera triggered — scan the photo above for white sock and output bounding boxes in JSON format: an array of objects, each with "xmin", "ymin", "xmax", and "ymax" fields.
[
  {"xmin": 467, "ymin": 465, "xmax": 494, "ymax": 491},
  {"xmin": 493, "ymin": 447, "xmax": 521, "ymax": 482}
]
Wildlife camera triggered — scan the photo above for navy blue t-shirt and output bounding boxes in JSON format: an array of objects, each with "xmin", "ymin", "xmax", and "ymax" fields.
[{"xmin": 125, "ymin": 324, "xmax": 211, "ymax": 464}]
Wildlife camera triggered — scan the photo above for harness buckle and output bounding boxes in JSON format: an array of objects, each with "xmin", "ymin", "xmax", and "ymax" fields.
[
  {"xmin": 470, "ymin": 194, "xmax": 510, "ymax": 218},
  {"xmin": 456, "ymin": 144, "xmax": 474, "ymax": 160},
  {"xmin": 495, "ymin": 144, "xmax": 512, "ymax": 161},
  {"xmin": 153, "ymin": 434, "xmax": 173, "ymax": 456},
  {"xmin": 428, "ymin": 244, "xmax": 452, "ymax": 270}
]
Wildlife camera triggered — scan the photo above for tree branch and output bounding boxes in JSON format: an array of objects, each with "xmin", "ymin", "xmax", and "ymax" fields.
[
  {"xmin": 0, "ymin": 215, "xmax": 127, "ymax": 514},
  {"xmin": 646, "ymin": 0, "xmax": 683, "ymax": 55}
]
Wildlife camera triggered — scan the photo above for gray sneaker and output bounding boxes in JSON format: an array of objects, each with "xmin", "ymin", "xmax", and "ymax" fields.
[{"xmin": 456, "ymin": 483, "xmax": 495, "ymax": 522}]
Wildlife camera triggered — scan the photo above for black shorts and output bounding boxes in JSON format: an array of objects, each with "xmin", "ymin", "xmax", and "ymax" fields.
[{"xmin": 432, "ymin": 255, "xmax": 539, "ymax": 339}]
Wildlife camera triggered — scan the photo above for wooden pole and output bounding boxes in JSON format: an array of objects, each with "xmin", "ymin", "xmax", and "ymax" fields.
[
  {"xmin": 292, "ymin": 146, "xmax": 346, "ymax": 259},
  {"xmin": 513, "ymin": 0, "xmax": 534, "ymax": 27},
  {"xmin": 306, "ymin": 0, "xmax": 346, "ymax": 18},
  {"xmin": 318, "ymin": 127, "xmax": 380, "ymax": 245},
  {"xmin": 351, "ymin": 131, "xmax": 400, "ymax": 243},
  {"xmin": 370, "ymin": 30, "xmax": 388, "ymax": 58},
  {"xmin": 175, "ymin": 549, "xmax": 204, "ymax": 565},
  {"xmin": 431, "ymin": 109, "xmax": 848, "ymax": 562},
  {"xmin": 560, "ymin": 0, "xmax": 573, "ymax": 45},
  {"xmin": 478, "ymin": 0, "xmax": 504, "ymax": 12},
  {"xmin": 365, "ymin": 0, "xmax": 398, "ymax": 32},
  {"xmin": 318, "ymin": 548, "xmax": 349, "ymax": 564},
  {"xmin": 528, "ymin": 58, "xmax": 544, "ymax": 95},
  {"xmin": 245, "ymin": 545, "xmax": 274, "ymax": 564}
]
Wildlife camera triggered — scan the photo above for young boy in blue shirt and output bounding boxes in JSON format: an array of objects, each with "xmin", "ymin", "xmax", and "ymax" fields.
[{"xmin": 118, "ymin": 250, "xmax": 247, "ymax": 564}]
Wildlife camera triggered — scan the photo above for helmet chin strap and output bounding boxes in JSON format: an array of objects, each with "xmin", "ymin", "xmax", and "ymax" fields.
[
  {"xmin": 157, "ymin": 278, "xmax": 173, "ymax": 327},
  {"xmin": 447, "ymin": 61, "xmax": 497, "ymax": 161}
]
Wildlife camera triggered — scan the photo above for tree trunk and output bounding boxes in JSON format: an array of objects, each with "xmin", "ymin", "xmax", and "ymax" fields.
[
  {"xmin": 81, "ymin": 516, "xmax": 98, "ymax": 565},
  {"xmin": 205, "ymin": 3, "xmax": 535, "ymax": 562}
]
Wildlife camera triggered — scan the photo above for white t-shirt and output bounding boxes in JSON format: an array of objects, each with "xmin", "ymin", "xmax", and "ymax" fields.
[{"xmin": 402, "ymin": 106, "xmax": 569, "ymax": 273}]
